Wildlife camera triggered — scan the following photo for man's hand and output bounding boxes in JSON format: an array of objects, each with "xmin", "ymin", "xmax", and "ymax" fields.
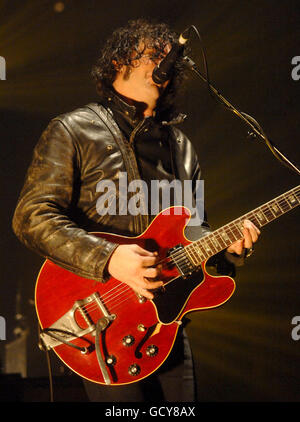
[
  {"xmin": 107, "ymin": 244, "xmax": 163, "ymax": 300},
  {"xmin": 226, "ymin": 219, "xmax": 261, "ymax": 256}
]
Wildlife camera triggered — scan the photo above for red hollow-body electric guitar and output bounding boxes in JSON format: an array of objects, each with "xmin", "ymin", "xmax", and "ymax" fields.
[{"xmin": 35, "ymin": 186, "xmax": 299, "ymax": 385}]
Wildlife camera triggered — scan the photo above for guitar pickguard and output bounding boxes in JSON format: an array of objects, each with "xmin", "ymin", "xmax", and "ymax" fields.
[{"xmin": 152, "ymin": 268, "xmax": 204, "ymax": 324}]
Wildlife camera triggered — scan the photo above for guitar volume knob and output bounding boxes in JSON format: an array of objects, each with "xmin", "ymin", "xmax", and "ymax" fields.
[
  {"xmin": 146, "ymin": 344, "xmax": 158, "ymax": 357},
  {"xmin": 128, "ymin": 363, "xmax": 141, "ymax": 376},
  {"xmin": 137, "ymin": 324, "xmax": 146, "ymax": 332},
  {"xmin": 122, "ymin": 335, "xmax": 135, "ymax": 346},
  {"xmin": 106, "ymin": 355, "xmax": 116, "ymax": 366}
]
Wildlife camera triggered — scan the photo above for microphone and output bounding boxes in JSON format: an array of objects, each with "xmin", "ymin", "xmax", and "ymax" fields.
[{"xmin": 152, "ymin": 29, "xmax": 190, "ymax": 85}]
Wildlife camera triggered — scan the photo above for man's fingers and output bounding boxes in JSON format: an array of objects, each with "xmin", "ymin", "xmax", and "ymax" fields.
[
  {"xmin": 136, "ymin": 278, "xmax": 164, "ymax": 300},
  {"xmin": 143, "ymin": 266, "xmax": 159, "ymax": 278},
  {"xmin": 243, "ymin": 228, "xmax": 253, "ymax": 249},
  {"xmin": 227, "ymin": 220, "xmax": 261, "ymax": 256},
  {"xmin": 108, "ymin": 244, "xmax": 163, "ymax": 300},
  {"xmin": 141, "ymin": 255, "xmax": 158, "ymax": 267},
  {"xmin": 244, "ymin": 220, "xmax": 261, "ymax": 235},
  {"xmin": 132, "ymin": 245, "xmax": 159, "ymax": 268},
  {"xmin": 243, "ymin": 220, "xmax": 260, "ymax": 248},
  {"xmin": 228, "ymin": 239, "xmax": 244, "ymax": 255},
  {"xmin": 134, "ymin": 244, "xmax": 157, "ymax": 257},
  {"xmin": 141, "ymin": 273, "xmax": 163, "ymax": 288}
]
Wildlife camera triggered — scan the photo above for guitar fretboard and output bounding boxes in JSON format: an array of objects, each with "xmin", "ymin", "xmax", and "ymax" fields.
[{"xmin": 185, "ymin": 185, "xmax": 300, "ymax": 266}]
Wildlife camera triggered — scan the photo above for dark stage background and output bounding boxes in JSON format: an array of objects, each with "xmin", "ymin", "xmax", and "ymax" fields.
[{"xmin": 0, "ymin": 0, "xmax": 299, "ymax": 402}]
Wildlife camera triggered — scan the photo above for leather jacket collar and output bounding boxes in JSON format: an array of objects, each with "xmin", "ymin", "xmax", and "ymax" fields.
[
  {"xmin": 105, "ymin": 89, "xmax": 187, "ymax": 129},
  {"xmin": 106, "ymin": 90, "xmax": 144, "ymax": 127}
]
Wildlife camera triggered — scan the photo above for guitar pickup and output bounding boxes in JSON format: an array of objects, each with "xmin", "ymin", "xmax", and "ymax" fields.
[{"xmin": 168, "ymin": 244, "xmax": 196, "ymax": 277}]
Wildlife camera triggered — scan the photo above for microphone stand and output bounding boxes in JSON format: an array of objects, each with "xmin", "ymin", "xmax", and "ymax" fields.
[{"xmin": 183, "ymin": 56, "xmax": 300, "ymax": 177}]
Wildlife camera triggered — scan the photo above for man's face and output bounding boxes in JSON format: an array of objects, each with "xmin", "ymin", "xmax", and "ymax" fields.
[{"xmin": 112, "ymin": 43, "xmax": 170, "ymax": 114}]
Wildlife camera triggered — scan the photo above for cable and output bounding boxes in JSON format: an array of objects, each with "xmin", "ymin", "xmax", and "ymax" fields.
[
  {"xmin": 38, "ymin": 323, "xmax": 54, "ymax": 402},
  {"xmin": 45, "ymin": 349, "xmax": 54, "ymax": 402},
  {"xmin": 187, "ymin": 25, "xmax": 214, "ymax": 100}
]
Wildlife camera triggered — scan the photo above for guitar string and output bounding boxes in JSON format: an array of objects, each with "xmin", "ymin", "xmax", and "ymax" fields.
[
  {"xmin": 86, "ymin": 288, "xmax": 136, "ymax": 317},
  {"xmin": 80, "ymin": 268, "xmax": 169, "ymax": 315},
  {"xmin": 78, "ymin": 287, "xmax": 139, "ymax": 321},
  {"xmin": 79, "ymin": 284, "xmax": 132, "ymax": 314},
  {"xmin": 80, "ymin": 278, "xmax": 172, "ymax": 323},
  {"xmin": 99, "ymin": 290, "xmax": 138, "ymax": 315},
  {"xmin": 79, "ymin": 191, "xmax": 300, "ymax": 316}
]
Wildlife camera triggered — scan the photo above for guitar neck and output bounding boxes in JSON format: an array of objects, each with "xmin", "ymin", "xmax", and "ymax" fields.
[{"xmin": 186, "ymin": 185, "xmax": 300, "ymax": 265}]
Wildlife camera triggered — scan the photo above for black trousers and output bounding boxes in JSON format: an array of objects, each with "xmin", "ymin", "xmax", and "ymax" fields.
[{"xmin": 83, "ymin": 328, "xmax": 196, "ymax": 402}]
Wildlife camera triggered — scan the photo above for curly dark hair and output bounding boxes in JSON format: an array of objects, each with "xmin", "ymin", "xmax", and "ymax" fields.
[{"xmin": 91, "ymin": 18, "xmax": 188, "ymax": 121}]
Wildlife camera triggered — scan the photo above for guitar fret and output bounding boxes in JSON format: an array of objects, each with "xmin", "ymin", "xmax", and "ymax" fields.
[
  {"xmin": 275, "ymin": 199, "xmax": 285, "ymax": 213},
  {"xmin": 210, "ymin": 234, "xmax": 223, "ymax": 251},
  {"xmin": 229, "ymin": 224, "xmax": 242, "ymax": 240},
  {"xmin": 204, "ymin": 237, "xmax": 218, "ymax": 255},
  {"xmin": 190, "ymin": 241, "xmax": 206, "ymax": 262},
  {"xmin": 270, "ymin": 201, "xmax": 283, "ymax": 217},
  {"xmin": 215, "ymin": 231, "xmax": 228, "ymax": 249},
  {"xmin": 279, "ymin": 198, "xmax": 292, "ymax": 212},
  {"xmin": 266, "ymin": 203, "xmax": 277, "ymax": 219},
  {"xmin": 201, "ymin": 239, "xmax": 212, "ymax": 257},
  {"xmin": 231, "ymin": 220, "xmax": 244, "ymax": 239},
  {"xmin": 220, "ymin": 230, "xmax": 230, "ymax": 244},
  {"xmin": 230, "ymin": 224, "xmax": 241, "ymax": 242},
  {"xmin": 254, "ymin": 208, "xmax": 267, "ymax": 226},
  {"xmin": 261, "ymin": 205, "xmax": 274, "ymax": 221},
  {"xmin": 189, "ymin": 244, "xmax": 199, "ymax": 263},
  {"xmin": 287, "ymin": 193, "xmax": 298, "ymax": 207},
  {"xmin": 223, "ymin": 225, "xmax": 234, "ymax": 242},
  {"xmin": 193, "ymin": 243, "xmax": 205, "ymax": 262},
  {"xmin": 185, "ymin": 246, "xmax": 198, "ymax": 266},
  {"xmin": 194, "ymin": 243, "xmax": 206, "ymax": 261},
  {"xmin": 229, "ymin": 225, "xmax": 238, "ymax": 241},
  {"xmin": 248, "ymin": 213, "xmax": 261, "ymax": 229}
]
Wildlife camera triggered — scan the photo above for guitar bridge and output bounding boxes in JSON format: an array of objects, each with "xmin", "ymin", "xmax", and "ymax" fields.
[
  {"xmin": 168, "ymin": 244, "xmax": 196, "ymax": 277},
  {"xmin": 40, "ymin": 292, "xmax": 116, "ymax": 350}
]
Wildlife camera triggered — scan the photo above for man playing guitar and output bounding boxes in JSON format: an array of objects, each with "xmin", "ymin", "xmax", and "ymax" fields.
[{"xmin": 12, "ymin": 19, "xmax": 260, "ymax": 402}]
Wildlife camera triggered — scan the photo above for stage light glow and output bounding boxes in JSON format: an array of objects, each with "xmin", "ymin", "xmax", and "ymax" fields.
[{"xmin": 54, "ymin": 2, "xmax": 65, "ymax": 13}]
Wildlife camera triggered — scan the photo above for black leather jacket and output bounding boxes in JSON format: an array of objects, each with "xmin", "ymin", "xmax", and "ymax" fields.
[{"xmin": 12, "ymin": 100, "xmax": 219, "ymax": 282}]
